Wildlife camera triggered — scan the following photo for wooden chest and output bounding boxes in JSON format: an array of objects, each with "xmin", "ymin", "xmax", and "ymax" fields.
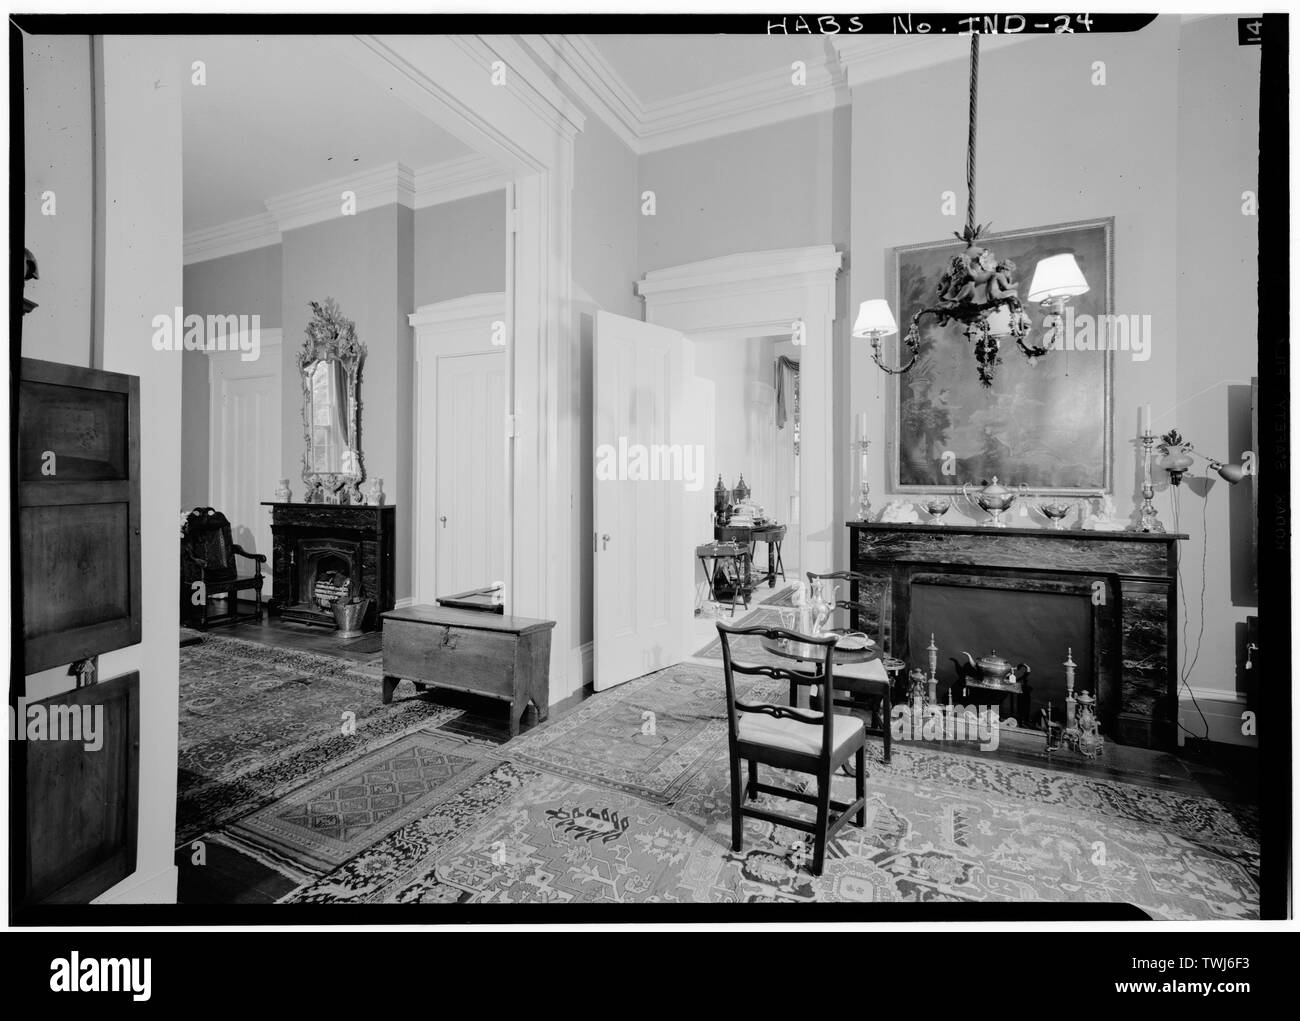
[{"xmin": 380, "ymin": 605, "xmax": 555, "ymax": 736}]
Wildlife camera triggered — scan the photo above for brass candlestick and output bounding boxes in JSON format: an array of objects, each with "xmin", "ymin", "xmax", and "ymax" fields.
[
  {"xmin": 1139, "ymin": 431, "xmax": 1166, "ymax": 533},
  {"xmin": 857, "ymin": 438, "xmax": 872, "ymax": 520},
  {"xmin": 1064, "ymin": 647, "xmax": 1077, "ymax": 731}
]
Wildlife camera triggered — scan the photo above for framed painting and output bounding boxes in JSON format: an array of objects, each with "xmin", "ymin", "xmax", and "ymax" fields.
[{"xmin": 888, "ymin": 217, "xmax": 1114, "ymax": 495}]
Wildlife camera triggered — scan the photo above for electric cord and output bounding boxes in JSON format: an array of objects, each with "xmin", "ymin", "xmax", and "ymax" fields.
[{"xmin": 1171, "ymin": 484, "xmax": 1212, "ymax": 744}]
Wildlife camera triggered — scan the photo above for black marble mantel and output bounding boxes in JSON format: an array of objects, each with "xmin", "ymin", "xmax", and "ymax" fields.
[
  {"xmin": 847, "ymin": 521, "xmax": 1188, "ymax": 749},
  {"xmin": 263, "ymin": 502, "xmax": 396, "ymax": 632}
]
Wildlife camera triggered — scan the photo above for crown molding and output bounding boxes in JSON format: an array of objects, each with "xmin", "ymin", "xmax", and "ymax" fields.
[
  {"xmin": 183, "ymin": 211, "xmax": 281, "ymax": 266},
  {"xmin": 831, "ymin": 33, "xmax": 1034, "ymax": 89},
  {"xmin": 638, "ymin": 59, "xmax": 848, "ymax": 153},
  {"xmin": 534, "ymin": 33, "xmax": 1053, "ymax": 153},
  {"xmin": 520, "ymin": 34, "xmax": 643, "ymax": 152},
  {"xmin": 413, "ymin": 153, "xmax": 511, "ymax": 208},
  {"xmin": 264, "ymin": 161, "xmax": 416, "ymax": 233},
  {"xmin": 186, "ymin": 155, "xmax": 513, "ymax": 265}
]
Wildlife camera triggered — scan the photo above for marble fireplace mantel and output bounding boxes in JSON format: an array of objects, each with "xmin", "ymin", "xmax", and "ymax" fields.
[
  {"xmin": 263, "ymin": 502, "xmax": 396, "ymax": 632},
  {"xmin": 847, "ymin": 521, "xmax": 1188, "ymax": 749}
]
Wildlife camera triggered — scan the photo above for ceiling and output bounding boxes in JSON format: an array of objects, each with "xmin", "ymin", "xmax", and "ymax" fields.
[
  {"xmin": 181, "ymin": 35, "xmax": 472, "ymax": 232},
  {"xmin": 585, "ymin": 34, "xmax": 835, "ymax": 105}
]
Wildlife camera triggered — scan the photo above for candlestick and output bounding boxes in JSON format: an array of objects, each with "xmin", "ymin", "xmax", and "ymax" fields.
[
  {"xmin": 927, "ymin": 633, "xmax": 938, "ymax": 683},
  {"xmin": 1142, "ymin": 403, "xmax": 1152, "ymax": 435},
  {"xmin": 1064, "ymin": 647, "xmax": 1077, "ymax": 730},
  {"xmin": 1138, "ymin": 430, "xmax": 1166, "ymax": 533},
  {"xmin": 857, "ymin": 437, "xmax": 872, "ymax": 520}
]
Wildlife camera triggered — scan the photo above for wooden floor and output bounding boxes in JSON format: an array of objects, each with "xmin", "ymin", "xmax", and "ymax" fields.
[{"xmin": 177, "ymin": 605, "xmax": 1255, "ymax": 904}]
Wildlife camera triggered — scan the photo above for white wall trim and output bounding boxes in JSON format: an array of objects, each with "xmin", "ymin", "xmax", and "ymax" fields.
[
  {"xmin": 186, "ymin": 153, "xmax": 512, "ymax": 265},
  {"xmin": 637, "ymin": 245, "xmax": 844, "ymax": 306},
  {"xmin": 92, "ymin": 864, "xmax": 178, "ymax": 905},
  {"xmin": 524, "ymin": 34, "xmax": 1038, "ymax": 155},
  {"xmin": 413, "ymin": 153, "xmax": 513, "ymax": 208},
  {"xmin": 638, "ymin": 61, "xmax": 847, "ymax": 153},
  {"xmin": 409, "ymin": 291, "xmax": 508, "ymax": 330},
  {"xmin": 521, "ymin": 34, "xmax": 644, "ymax": 152},
  {"xmin": 1180, "ymin": 686, "xmax": 1249, "ymax": 705},
  {"xmin": 183, "ymin": 211, "xmax": 281, "ymax": 266},
  {"xmin": 831, "ymin": 33, "xmax": 1034, "ymax": 89},
  {"xmin": 265, "ymin": 161, "xmax": 416, "ymax": 233},
  {"xmin": 638, "ymin": 245, "xmax": 843, "ymax": 579}
]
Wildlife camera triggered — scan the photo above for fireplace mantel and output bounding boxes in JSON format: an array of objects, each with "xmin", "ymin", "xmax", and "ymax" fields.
[
  {"xmin": 848, "ymin": 521, "xmax": 1187, "ymax": 749},
  {"xmin": 264, "ymin": 502, "xmax": 396, "ymax": 632}
]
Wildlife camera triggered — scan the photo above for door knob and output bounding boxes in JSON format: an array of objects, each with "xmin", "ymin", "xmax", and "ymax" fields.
[
  {"xmin": 601, "ymin": 532, "xmax": 610, "ymax": 550},
  {"xmin": 440, "ymin": 515, "xmax": 447, "ymax": 527}
]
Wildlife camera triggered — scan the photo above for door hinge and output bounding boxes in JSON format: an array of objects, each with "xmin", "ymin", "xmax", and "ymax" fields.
[{"xmin": 507, "ymin": 208, "xmax": 520, "ymax": 234}]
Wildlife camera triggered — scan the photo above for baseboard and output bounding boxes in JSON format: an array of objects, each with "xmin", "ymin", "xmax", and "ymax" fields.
[
  {"xmin": 394, "ymin": 596, "xmax": 414, "ymax": 609},
  {"xmin": 558, "ymin": 641, "xmax": 594, "ymax": 705},
  {"xmin": 92, "ymin": 864, "xmax": 178, "ymax": 905},
  {"xmin": 1177, "ymin": 688, "xmax": 1257, "ymax": 748}
]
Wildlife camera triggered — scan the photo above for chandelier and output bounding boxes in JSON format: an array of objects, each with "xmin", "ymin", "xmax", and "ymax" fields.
[{"xmin": 856, "ymin": 34, "xmax": 1084, "ymax": 388}]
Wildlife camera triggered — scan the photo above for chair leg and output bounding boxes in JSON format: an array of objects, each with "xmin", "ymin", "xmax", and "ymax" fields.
[
  {"xmin": 729, "ymin": 753, "xmax": 744, "ymax": 853},
  {"xmin": 812, "ymin": 769, "xmax": 831, "ymax": 876},
  {"xmin": 855, "ymin": 746, "xmax": 866, "ymax": 827},
  {"xmin": 747, "ymin": 759, "xmax": 758, "ymax": 800},
  {"xmin": 882, "ymin": 687, "xmax": 892, "ymax": 763}
]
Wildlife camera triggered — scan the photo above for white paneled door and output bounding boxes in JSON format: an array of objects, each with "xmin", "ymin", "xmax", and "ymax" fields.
[
  {"xmin": 433, "ymin": 351, "xmax": 507, "ymax": 596},
  {"xmin": 411, "ymin": 294, "xmax": 509, "ymax": 608},
  {"xmin": 593, "ymin": 311, "xmax": 695, "ymax": 690},
  {"xmin": 209, "ymin": 335, "xmax": 281, "ymax": 594}
]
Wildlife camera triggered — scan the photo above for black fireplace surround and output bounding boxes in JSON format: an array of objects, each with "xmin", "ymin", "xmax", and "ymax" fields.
[
  {"xmin": 264, "ymin": 502, "xmax": 396, "ymax": 631},
  {"xmin": 847, "ymin": 522, "xmax": 1187, "ymax": 749}
]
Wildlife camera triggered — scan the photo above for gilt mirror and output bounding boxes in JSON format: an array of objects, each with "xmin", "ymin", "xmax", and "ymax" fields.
[{"xmin": 299, "ymin": 298, "xmax": 366, "ymax": 503}]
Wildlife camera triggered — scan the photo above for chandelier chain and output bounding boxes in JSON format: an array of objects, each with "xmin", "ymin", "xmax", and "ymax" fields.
[{"xmin": 966, "ymin": 33, "xmax": 979, "ymax": 235}]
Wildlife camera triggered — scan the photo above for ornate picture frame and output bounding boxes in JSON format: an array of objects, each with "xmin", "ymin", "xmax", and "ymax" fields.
[{"xmin": 888, "ymin": 217, "xmax": 1115, "ymax": 495}]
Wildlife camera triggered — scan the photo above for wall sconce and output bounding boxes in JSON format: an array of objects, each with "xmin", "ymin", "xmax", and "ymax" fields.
[
  {"xmin": 1027, "ymin": 253, "xmax": 1090, "ymax": 351},
  {"xmin": 852, "ymin": 299, "xmax": 898, "ymax": 367}
]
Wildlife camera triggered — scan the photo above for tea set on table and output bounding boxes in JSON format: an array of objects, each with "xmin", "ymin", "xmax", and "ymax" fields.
[{"xmin": 885, "ymin": 477, "xmax": 1123, "ymax": 531}]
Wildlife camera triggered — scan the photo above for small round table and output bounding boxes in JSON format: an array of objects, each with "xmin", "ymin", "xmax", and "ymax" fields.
[
  {"xmin": 760, "ymin": 634, "xmax": 879, "ymax": 668},
  {"xmin": 759, "ymin": 633, "xmax": 896, "ymax": 769}
]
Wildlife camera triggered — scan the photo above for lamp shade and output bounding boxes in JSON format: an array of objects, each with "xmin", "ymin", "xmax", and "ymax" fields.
[
  {"xmin": 1028, "ymin": 254, "xmax": 1090, "ymax": 302},
  {"xmin": 853, "ymin": 299, "xmax": 898, "ymax": 338}
]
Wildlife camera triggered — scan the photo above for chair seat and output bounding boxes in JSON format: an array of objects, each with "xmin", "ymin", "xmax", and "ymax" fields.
[
  {"xmin": 834, "ymin": 658, "xmax": 890, "ymax": 685},
  {"xmin": 738, "ymin": 712, "xmax": 863, "ymax": 757}
]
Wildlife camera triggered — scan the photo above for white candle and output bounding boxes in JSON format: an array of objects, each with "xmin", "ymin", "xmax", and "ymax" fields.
[
  {"xmin": 855, "ymin": 412, "xmax": 868, "ymax": 442},
  {"xmin": 1141, "ymin": 403, "xmax": 1151, "ymax": 435}
]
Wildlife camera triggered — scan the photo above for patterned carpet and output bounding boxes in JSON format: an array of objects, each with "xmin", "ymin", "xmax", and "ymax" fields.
[
  {"xmin": 285, "ymin": 751, "xmax": 1257, "ymax": 914},
  {"xmin": 177, "ymin": 634, "xmax": 461, "ymax": 842},
  {"xmin": 693, "ymin": 606, "xmax": 795, "ymax": 666},
  {"xmin": 227, "ymin": 730, "xmax": 494, "ymax": 874},
  {"xmin": 493, "ymin": 663, "xmax": 783, "ymax": 803},
  {"xmin": 275, "ymin": 661, "xmax": 1258, "ymax": 916}
]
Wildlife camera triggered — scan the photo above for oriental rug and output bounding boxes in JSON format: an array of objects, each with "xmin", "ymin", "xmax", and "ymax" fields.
[
  {"xmin": 490, "ymin": 662, "xmax": 783, "ymax": 803},
  {"xmin": 284, "ymin": 754, "xmax": 1258, "ymax": 916},
  {"xmin": 177, "ymin": 634, "xmax": 461, "ymax": 842},
  {"xmin": 693, "ymin": 607, "xmax": 796, "ymax": 667},
  {"xmin": 226, "ymin": 730, "xmax": 495, "ymax": 874}
]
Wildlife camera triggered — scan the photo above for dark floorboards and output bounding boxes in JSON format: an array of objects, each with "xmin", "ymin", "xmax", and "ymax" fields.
[{"xmin": 175, "ymin": 839, "xmax": 297, "ymax": 905}]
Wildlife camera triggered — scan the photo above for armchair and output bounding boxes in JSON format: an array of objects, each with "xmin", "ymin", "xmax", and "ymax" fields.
[{"xmin": 180, "ymin": 507, "xmax": 266, "ymax": 629}]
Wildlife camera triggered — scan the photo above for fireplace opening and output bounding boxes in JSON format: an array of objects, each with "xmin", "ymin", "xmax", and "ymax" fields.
[
  {"xmin": 298, "ymin": 540, "xmax": 361, "ymax": 613},
  {"xmin": 908, "ymin": 581, "xmax": 1095, "ymax": 729}
]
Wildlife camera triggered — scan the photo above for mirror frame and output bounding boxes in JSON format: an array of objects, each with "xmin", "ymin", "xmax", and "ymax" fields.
[{"xmin": 299, "ymin": 298, "xmax": 366, "ymax": 503}]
